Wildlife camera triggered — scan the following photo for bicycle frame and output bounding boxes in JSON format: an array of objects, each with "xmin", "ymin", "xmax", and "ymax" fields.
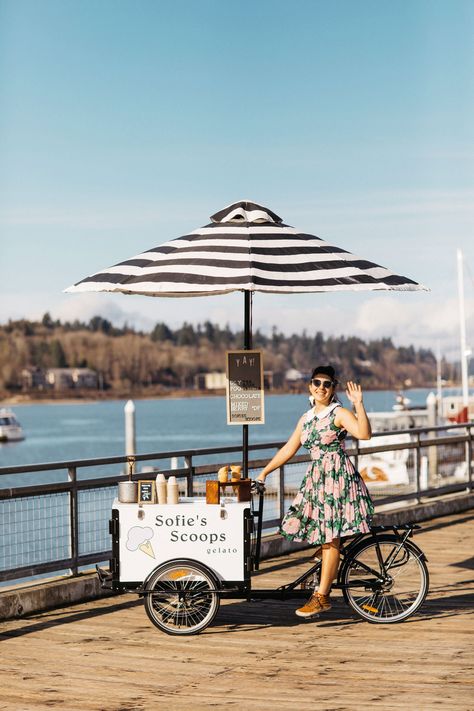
[{"xmin": 244, "ymin": 486, "xmax": 426, "ymax": 600}]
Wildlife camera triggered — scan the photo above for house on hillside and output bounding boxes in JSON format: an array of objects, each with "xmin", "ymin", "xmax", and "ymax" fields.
[
  {"xmin": 285, "ymin": 368, "xmax": 308, "ymax": 390},
  {"xmin": 194, "ymin": 372, "xmax": 228, "ymax": 390},
  {"xmin": 45, "ymin": 368, "xmax": 99, "ymax": 390},
  {"xmin": 194, "ymin": 371, "xmax": 275, "ymax": 390},
  {"xmin": 21, "ymin": 367, "xmax": 47, "ymax": 390}
]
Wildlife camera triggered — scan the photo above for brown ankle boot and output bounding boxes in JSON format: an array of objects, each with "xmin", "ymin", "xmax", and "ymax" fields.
[
  {"xmin": 295, "ymin": 592, "xmax": 332, "ymax": 618},
  {"xmin": 317, "ymin": 593, "xmax": 331, "ymax": 611}
]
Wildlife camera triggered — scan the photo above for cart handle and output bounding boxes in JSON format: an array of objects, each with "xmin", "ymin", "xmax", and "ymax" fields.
[
  {"xmin": 251, "ymin": 480, "xmax": 266, "ymax": 494},
  {"xmin": 251, "ymin": 480, "xmax": 265, "ymax": 570}
]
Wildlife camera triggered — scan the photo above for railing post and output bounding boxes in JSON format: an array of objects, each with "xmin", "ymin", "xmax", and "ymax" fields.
[
  {"xmin": 353, "ymin": 438, "xmax": 359, "ymax": 473},
  {"xmin": 68, "ymin": 466, "xmax": 79, "ymax": 575},
  {"xmin": 279, "ymin": 463, "xmax": 285, "ymax": 522},
  {"xmin": 467, "ymin": 425, "xmax": 473, "ymax": 491},
  {"xmin": 415, "ymin": 433, "xmax": 422, "ymax": 503},
  {"xmin": 185, "ymin": 455, "xmax": 194, "ymax": 497}
]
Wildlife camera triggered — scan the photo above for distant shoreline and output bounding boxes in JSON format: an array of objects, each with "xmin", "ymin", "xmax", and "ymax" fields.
[
  {"xmin": 1, "ymin": 389, "xmax": 224, "ymax": 406},
  {"xmin": 0, "ymin": 384, "xmax": 441, "ymax": 407}
]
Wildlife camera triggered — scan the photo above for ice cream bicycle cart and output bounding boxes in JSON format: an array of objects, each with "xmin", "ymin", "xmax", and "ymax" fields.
[{"xmin": 97, "ymin": 481, "xmax": 429, "ymax": 635}]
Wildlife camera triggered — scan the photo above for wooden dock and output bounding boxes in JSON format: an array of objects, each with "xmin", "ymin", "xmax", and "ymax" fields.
[{"xmin": 1, "ymin": 510, "xmax": 473, "ymax": 711}]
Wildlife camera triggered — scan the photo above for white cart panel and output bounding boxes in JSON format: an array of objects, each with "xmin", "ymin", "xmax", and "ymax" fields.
[{"xmin": 114, "ymin": 498, "xmax": 250, "ymax": 583}]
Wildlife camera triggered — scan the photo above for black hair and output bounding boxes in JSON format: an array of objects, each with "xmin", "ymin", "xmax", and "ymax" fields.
[
  {"xmin": 309, "ymin": 364, "xmax": 341, "ymax": 405},
  {"xmin": 310, "ymin": 365, "xmax": 338, "ymax": 385}
]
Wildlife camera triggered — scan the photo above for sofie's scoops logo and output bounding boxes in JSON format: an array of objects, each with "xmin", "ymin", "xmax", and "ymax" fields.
[{"xmin": 155, "ymin": 513, "xmax": 226, "ymax": 544}]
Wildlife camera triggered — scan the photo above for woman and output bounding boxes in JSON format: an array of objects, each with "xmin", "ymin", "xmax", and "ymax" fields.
[{"xmin": 256, "ymin": 365, "xmax": 374, "ymax": 618}]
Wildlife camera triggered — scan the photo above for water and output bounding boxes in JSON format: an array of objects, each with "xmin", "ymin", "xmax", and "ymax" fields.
[
  {"xmin": 0, "ymin": 387, "xmax": 457, "ymax": 587},
  {"xmin": 0, "ymin": 389, "xmax": 435, "ymax": 474}
]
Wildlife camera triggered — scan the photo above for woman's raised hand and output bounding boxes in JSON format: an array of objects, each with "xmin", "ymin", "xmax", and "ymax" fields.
[{"xmin": 346, "ymin": 381, "xmax": 363, "ymax": 406}]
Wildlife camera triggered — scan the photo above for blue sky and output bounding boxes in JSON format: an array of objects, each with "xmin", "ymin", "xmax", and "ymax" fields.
[{"xmin": 1, "ymin": 0, "xmax": 473, "ymax": 357}]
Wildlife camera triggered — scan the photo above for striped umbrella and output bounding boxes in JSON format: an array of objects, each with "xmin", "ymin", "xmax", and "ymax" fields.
[
  {"xmin": 65, "ymin": 200, "xmax": 426, "ymax": 473},
  {"xmin": 66, "ymin": 200, "xmax": 424, "ymax": 299}
]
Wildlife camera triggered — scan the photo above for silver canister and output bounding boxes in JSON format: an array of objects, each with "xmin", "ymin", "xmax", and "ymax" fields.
[{"xmin": 118, "ymin": 481, "xmax": 138, "ymax": 503}]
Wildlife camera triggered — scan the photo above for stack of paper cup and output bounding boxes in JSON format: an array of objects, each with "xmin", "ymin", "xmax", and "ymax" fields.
[
  {"xmin": 167, "ymin": 475, "xmax": 179, "ymax": 504},
  {"xmin": 156, "ymin": 473, "xmax": 167, "ymax": 504}
]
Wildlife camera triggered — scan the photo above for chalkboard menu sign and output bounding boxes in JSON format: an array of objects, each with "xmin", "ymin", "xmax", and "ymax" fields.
[
  {"xmin": 138, "ymin": 480, "xmax": 156, "ymax": 504},
  {"xmin": 226, "ymin": 350, "xmax": 265, "ymax": 425}
]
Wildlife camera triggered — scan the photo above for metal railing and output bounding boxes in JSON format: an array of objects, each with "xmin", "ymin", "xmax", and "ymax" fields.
[{"xmin": 0, "ymin": 422, "xmax": 473, "ymax": 585}]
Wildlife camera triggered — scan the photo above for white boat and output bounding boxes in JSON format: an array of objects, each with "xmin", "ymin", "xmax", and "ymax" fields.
[
  {"xmin": 360, "ymin": 386, "xmax": 474, "ymax": 489},
  {"xmin": 0, "ymin": 408, "xmax": 25, "ymax": 442},
  {"xmin": 359, "ymin": 397, "xmax": 427, "ymax": 487},
  {"xmin": 392, "ymin": 391, "xmax": 411, "ymax": 411},
  {"xmin": 368, "ymin": 405, "xmax": 429, "ymax": 433},
  {"xmin": 441, "ymin": 394, "xmax": 474, "ymax": 423}
]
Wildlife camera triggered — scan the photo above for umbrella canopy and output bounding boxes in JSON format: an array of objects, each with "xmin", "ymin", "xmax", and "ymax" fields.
[
  {"xmin": 65, "ymin": 200, "xmax": 426, "ymax": 477},
  {"xmin": 65, "ymin": 200, "xmax": 426, "ymax": 298}
]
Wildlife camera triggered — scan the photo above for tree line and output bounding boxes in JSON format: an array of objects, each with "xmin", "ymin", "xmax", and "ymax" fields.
[{"xmin": 0, "ymin": 313, "xmax": 444, "ymax": 395}]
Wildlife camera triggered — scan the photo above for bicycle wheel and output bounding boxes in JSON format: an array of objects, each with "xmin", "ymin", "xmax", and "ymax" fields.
[
  {"xmin": 144, "ymin": 560, "xmax": 220, "ymax": 635},
  {"xmin": 341, "ymin": 534, "xmax": 429, "ymax": 623}
]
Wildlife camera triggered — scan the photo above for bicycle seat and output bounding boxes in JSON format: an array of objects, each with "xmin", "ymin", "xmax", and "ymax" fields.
[{"xmin": 370, "ymin": 523, "xmax": 421, "ymax": 533}]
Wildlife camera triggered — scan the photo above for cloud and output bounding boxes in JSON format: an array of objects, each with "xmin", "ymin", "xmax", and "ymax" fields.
[
  {"xmin": 1, "ymin": 287, "xmax": 472, "ymax": 359},
  {"xmin": 53, "ymin": 293, "xmax": 157, "ymax": 330},
  {"xmin": 251, "ymin": 292, "xmax": 474, "ymax": 359},
  {"xmin": 352, "ymin": 295, "xmax": 474, "ymax": 357}
]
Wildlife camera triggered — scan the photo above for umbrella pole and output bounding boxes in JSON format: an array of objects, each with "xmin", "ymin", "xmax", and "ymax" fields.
[{"xmin": 243, "ymin": 291, "xmax": 252, "ymax": 479}]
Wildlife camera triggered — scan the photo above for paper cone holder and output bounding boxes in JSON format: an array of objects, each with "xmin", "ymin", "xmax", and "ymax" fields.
[{"xmin": 206, "ymin": 478, "xmax": 252, "ymax": 504}]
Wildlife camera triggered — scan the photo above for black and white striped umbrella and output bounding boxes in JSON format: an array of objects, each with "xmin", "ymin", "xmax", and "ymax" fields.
[
  {"xmin": 65, "ymin": 200, "xmax": 425, "ymax": 298},
  {"xmin": 65, "ymin": 200, "xmax": 426, "ymax": 476}
]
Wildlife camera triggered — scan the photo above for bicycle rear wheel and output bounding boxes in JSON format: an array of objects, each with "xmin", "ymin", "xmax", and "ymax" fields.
[
  {"xmin": 341, "ymin": 535, "xmax": 429, "ymax": 623},
  {"xmin": 144, "ymin": 560, "xmax": 220, "ymax": 635}
]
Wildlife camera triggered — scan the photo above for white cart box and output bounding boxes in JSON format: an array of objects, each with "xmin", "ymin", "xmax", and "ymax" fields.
[{"xmin": 113, "ymin": 498, "xmax": 251, "ymax": 584}]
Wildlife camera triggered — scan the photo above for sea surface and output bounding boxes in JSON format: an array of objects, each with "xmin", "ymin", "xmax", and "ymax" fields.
[
  {"xmin": 0, "ymin": 388, "xmax": 437, "ymax": 477},
  {"xmin": 0, "ymin": 387, "xmax": 465, "ymax": 586}
]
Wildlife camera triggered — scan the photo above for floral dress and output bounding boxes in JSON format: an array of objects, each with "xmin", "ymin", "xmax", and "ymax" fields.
[{"xmin": 279, "ymin": 403, "xmax": 374, "ymax": 545}]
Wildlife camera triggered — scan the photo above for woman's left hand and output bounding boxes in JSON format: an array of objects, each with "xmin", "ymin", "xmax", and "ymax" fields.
[{"xmin": 346, "ymin": 381, "xmax": 363, "ymax": 406}]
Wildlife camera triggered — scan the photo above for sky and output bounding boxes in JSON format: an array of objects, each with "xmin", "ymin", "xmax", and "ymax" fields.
[{"xmin": 1, "ymin": 0, "xmax": 473, "ymax": 359}]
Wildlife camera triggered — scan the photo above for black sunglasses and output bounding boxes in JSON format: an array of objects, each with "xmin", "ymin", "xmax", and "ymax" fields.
[{"xmin": 311, "ymin": 378, "xmax": 334, "ymax": 388}]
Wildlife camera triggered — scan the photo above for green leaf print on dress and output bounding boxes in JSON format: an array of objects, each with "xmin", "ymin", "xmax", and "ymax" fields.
[{"xmin": 279, "ymin": 403, "xmax": 374, "ymax": 545}]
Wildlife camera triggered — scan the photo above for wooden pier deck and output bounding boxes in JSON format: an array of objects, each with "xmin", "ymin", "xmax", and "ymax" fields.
[{"xmin": 1, "ymin": 510, "xmax": 473, "ymax": 711}]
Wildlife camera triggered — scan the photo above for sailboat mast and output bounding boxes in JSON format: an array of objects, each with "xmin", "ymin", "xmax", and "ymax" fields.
[
  {"xmin": 436, "ymin": 341, "xmax": 443, "ymax": 424},
  {"xmin": 457, "ymin": 248, "xmax": 469, "ymax": 412}
]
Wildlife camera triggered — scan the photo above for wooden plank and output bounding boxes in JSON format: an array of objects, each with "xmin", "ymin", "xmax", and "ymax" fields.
[{"xmin": 1, "ymin": 511, "xmax": 473, "ymax": 710}]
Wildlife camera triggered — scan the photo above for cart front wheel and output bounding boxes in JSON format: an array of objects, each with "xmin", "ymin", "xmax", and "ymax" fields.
[{"xmin": 144, "ymin": 560, "xmax": 220, "ymax": 635}]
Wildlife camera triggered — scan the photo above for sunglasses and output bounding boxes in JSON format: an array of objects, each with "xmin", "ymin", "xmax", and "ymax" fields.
[{"xmin": 311, "ymin": 378, "xmax": 334, "ymax": 388}]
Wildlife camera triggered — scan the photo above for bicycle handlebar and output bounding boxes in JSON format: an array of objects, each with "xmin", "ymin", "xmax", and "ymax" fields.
[{"xmin": 251, "ymin": 479, "xmax": 266, "ymax": 494}]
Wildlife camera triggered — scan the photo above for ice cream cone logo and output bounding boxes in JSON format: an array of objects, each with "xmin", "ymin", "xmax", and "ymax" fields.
[
  {"xmin": 138, "ymin": 540, "xmax": 155, "ymax": 558},
  {"xmin": 126, "ymin": 526, "xmax": 155, "ymax": 558}
]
